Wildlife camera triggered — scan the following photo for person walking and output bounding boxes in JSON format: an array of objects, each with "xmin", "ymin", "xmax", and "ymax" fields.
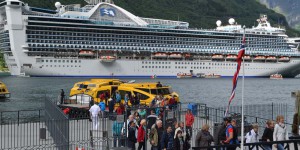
[
  {"xmin": 185, "ymin": 109, "xmax": 194, "ymax": 137},
  {"xmin": 245, "ymin": 124, "xmax": 259, "ymax": 150},
  {"xmin": 60, "ymin": 89, "xmax": 65, "ymax": 104},
  {"xmin": 137, "ymin": 119, "xmax": 146, "ymax": 150},
  {"xmin": 149, "ymin": 120, "xmax": 163, "ymax": 150},
  {"xmin": 161, "ymin": 126, "xmax": 174, "ymax": 150},
  {"xmin": 273, "ymin": 115, "xmax": 289, "ymax": 150},
  {"xmin": 128, "ymin": 121, "xmax": 137, "ymax": 150},
  {"xmin": 222, "ymin": 117, "xmax": 237, "ymax": 150},
  {"xmin": 113, "ymin": 119, "xmax": 123, "ymax": 147},
  {"xmin": 147, "ymin": 110, "xmax": 158, "ymax": 130},
  {"xmin": 195, "ymin": 124, "xmax": 214, "ymax": 149},
  {"xmin": 89, "ymin": 102, "xmax": 100, "ymax": 130},
  {"xmin": 262, "ymin": 120, "xmax": 274, "ymax": 150},
  {"xmin": 174, "ymin": 130, "xmax": 189, "ymax": 150}
]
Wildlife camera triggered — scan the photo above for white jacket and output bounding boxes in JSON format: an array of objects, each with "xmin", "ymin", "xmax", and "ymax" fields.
[
  {"xmin": 245, "ymin": 129, "xmax": 259, "ymax": 150},
  {"xmin": 273, "ymin": 123, "xmax": 289, "ymax": 141}
]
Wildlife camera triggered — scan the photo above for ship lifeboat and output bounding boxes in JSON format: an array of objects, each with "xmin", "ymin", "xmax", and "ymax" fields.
[
  {"xmin": 278, "ymin": 56, "xmax": 290, "ymax": 62},
  {"xmin": 177, "ymin": 73, "xmax": 193, "ymax": 78},
  {"xmin": 266, "ymin": 56, "xmax": 277, "ymax": 61},
  {"xmin": 153, "ymin": 53, "xmax": 168, "ymax": 58},
  {"xmin": 226, "ymin": 55, "xmax": 237, "ymax": 60},
  {"xmin": 254, "ymin": 56, "xmax": 265, "ymax": 61},
  {"xmin": 184, "ymin": 53, "xmax": 191, "ymax": 58},
  {"xmin": 100, "ymin": 56, "xmax": 116, "ymax": 63},
  {"xmin": 169, "ymin": 53, "xmax": 182, "ymax": 59},
  {"xmin": 270, "ymin": 73, "xmax": 283, "ymax": 80},
  {"xmin": 212, "ymin": 54, "xmax": 224, "ymax": 60},
  {"xmin": 243, "ymin": 55, "xmax": 251, "ymax": 61},
  {"xmin": 204, "ymin": 73, "xmax": 221, "ymax": 79},
  {"xmin": 79, "ymin": 50, "xmax": 94, "ymax": 57}
]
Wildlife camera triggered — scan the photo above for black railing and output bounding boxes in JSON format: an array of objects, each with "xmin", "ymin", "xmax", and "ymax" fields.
[
  {"xmin": 45, "ymin": 98, "xmax": 69, "ymax": 150},
  {"xmin": 192, "ymin": 139, "xmax": 300, "ymax": 150}
]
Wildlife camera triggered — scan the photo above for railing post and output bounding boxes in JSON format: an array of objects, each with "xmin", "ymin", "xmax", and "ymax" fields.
[
  {"xmin": 0, "ymin": 111, "xmax": 2, "ymax": 124},
  {"xmin": 272, "ymin": 102, "xmax": 274, "ymax": 120},
  {"xmin": 18, "ymin": 111, "xmax": 20, "ymax": 126}
]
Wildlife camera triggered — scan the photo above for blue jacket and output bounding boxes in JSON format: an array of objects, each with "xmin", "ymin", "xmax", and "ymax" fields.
[
  {"xmin": 99, "ymin": 102, "xmax": 106, "ymax": 111},
  {"xmin": 113, "ymin": 121, "xmax": 123, "ymax": 136},
  {"xmin": 116, "ymin": 93, "xmax": 121, "ymax": 103}
]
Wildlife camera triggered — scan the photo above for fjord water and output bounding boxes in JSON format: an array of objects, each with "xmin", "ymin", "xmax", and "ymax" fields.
[{"xmin": 0, "ymin": 76, "xmax": 298, "ymax": 121}]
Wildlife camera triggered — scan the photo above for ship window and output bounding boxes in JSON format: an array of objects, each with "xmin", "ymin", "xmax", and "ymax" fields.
[
  {"xmin": 137, "ymin": 88, "xmax": 150, "ymax": 93},
  {"xmin": 58, "ymin": 60, "xmax": 61, "ymax": 63},
  {"xmin": 150, "ymin": 89, "xmax": 158, "ymax": 95},
  {"xmin": 41, "ymin": 60, "xmax": 44, "ymax": 62},
  {"xmin": 46, "ymin": 60, "xmax": 48, "ymax": 62}
]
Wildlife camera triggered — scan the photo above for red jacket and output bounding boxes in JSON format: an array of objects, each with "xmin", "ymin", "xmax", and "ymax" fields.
[
  {"xmin": 116, "ymin": 107, "xmax": 124, "ymax": 115},
  {"xmin": 185, "ymin": 113, "xmax": 194, "ymax": 127},
  {"xmin": 137, "ymin": 125, "xmax": 145, "ymax": 142}
]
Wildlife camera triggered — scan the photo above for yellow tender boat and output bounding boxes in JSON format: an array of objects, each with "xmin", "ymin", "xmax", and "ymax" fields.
[
  {"xmin": 69, "ymin": 79, "xmax": 179, "ymax": 106},
  {"xmin": 0, "ymin": 81, "xmax": 10, "ymax": 98}
]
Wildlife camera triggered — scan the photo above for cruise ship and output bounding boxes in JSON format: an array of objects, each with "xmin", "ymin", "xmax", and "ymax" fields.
[{"xmin": 1, "ymin": 0, "xmax": 300, "ymax": 78}]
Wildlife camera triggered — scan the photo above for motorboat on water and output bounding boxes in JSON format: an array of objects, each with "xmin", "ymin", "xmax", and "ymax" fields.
[
  {"xmin": 0, "ymin": 81, "xmax": 10, "ymax": 98},
  {"xmin": 176, "ymin": 73, "xmax": 193, "ymax": 78},
  {"xmin": 270, "ymin": 73, "xmax": 283, "ymax": 79}
]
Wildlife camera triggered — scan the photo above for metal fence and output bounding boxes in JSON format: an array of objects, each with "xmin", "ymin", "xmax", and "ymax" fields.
[
  {"xmin": 45, "ymin": 98, "xmax": 69, "ymax": 150},
  {"xmin": 0, "ymin": 101, "xmax": 293, "ymax": 150}
]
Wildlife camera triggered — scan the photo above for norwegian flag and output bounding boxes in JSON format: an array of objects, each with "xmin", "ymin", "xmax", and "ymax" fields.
[{"xmin": 225, "ymin": 35, "xmax": 246, "ymax": 116}]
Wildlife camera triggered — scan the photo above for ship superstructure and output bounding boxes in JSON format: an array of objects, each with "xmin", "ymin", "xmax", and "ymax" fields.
[{"xmin": 1, "ymin": 0, "xmax": 300, "ymax": 77}]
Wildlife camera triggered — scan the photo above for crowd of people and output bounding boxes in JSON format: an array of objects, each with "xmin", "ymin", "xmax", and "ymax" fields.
[{"xmin": 89, "ymin": 90, "xmax": 289, "ymax": 150}]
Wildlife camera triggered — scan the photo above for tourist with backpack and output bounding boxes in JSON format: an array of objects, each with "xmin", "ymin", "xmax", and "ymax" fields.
[
  {"xmin": 161, "ymin": 126, "xmax": 174, "ymax": 150},
  {"xmin": 222, "ymin": 117, "xmax": 238, "ymax": 150},
  {"xmin": 149, "ymin": 120, "xmax": 163, "ymax": 150}
]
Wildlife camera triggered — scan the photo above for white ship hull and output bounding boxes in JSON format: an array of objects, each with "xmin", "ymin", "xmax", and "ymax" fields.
[
  {"xmin": 21, "ymin": 58, "xmax": 300, "ymax": 78},
  {"xmin": 1, "ymin": 1, "xmax": 300, "ymax": 78}
]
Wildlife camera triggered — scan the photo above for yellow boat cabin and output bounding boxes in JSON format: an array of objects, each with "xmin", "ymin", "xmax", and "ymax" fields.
[{"xmin": 69, "ymin": 79, "xmax": 179, "ymax": 106}]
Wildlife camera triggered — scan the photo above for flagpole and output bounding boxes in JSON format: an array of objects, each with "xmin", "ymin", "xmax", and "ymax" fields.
[{"xmin": 241, "ymin": 25, "xmax": 246, "ymax": 150}]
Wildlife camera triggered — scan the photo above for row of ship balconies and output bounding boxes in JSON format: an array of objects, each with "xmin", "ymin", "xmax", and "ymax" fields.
[{"xmin": 23, "ymin": 46, "xmax": 299, "ymax": 56}]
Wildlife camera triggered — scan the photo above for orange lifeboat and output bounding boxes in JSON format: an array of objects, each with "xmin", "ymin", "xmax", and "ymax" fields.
[
  {"xmin": 243, "ymin": 55, "xmax": 251, "ymax": 61},
  {"xmin": 254, "ymin": 56, "xmax": 265, "ymax": 61},
  {"xmin": 184, "ymin": 53, "xmax": 191, "ymax": 58},
  {"xmin": 212, "ymin": 54, "xmax": 224, "ymax": 60},
  {"xmin": 100, "ymin": 56, "xmax": 116, "ymax": 63},
  {"xmin": 153, "ymin": 53, "xmax": 168, "ymax": 58},
  {"xmin": 169, "ymin": 53, "xmax": 182, "ymax": 59},
  {"xmin": 278, "ymin": 56, "xmax": 290, "ymax": 62},
  {"xmin": 266, "ymin": 56, "xmax": 277, "ymax": 61},
  {"xmin": 177, "ymin": 73, "xmax": 193, "ymax": 78},
  {"xmin": 79, "ymin": 50, "xmax": 94, "ymax": 57},
  {"xmin": 226, "ymin": 55, "xmax": 237, "ymax": 60}
]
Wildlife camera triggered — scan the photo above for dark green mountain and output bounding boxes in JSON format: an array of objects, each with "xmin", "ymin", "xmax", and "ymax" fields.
[
  {"xmin": 3, "ymin": 0, "xmax": 300, "ymax": 36},
  {"xmin": 259, "ymin": 0, "xmax": 300, "ymax": 32}
]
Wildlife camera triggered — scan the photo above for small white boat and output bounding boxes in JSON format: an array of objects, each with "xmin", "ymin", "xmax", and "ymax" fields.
[
  {"xmin": 270, "ymin": 73, "xmax": 283, "ymax": 79},
  {"xmin": 204, "ymin": 73, "xmax": 221, "ymax": 78},
  {"xmin": 212, "ymin": 54, "xmax": 224, "ymax": 60},
  {"xmin": 254, "ymin": 56, "xmax": 266, "ymax": 61},
  {"xmin": 177, "ymin": 73, "xmax": 193, "ymax": 78}
]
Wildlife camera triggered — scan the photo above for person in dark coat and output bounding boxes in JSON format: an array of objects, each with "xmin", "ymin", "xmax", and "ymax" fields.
[
  {"xmin": 147, "ymin": 110, "xmax": 158, "ymax": 130},
  {"xmin": 195, "ymin": 124, "xmax": 213, "ymax": 149},
  {"xmin": 108, "ymin": 97, "xmax": 115, "ymax": 114},
  {"xmin": 174, "ymin": 130, "xmax": 189, "ymax": 150},
  {"xmin": 60, "ymin": 89, "xmax": 65, "ymax": 104},
  {"xmin": 262, "ymin": 120, "xmax": 274, "ymax": 150},
  {"xmin": 161, "ymin": 126, "xmax": 174, "ymax": 150},
  {"xmin": 128, "ymin": 121, "xmax": 137, "ymax": 150}
]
